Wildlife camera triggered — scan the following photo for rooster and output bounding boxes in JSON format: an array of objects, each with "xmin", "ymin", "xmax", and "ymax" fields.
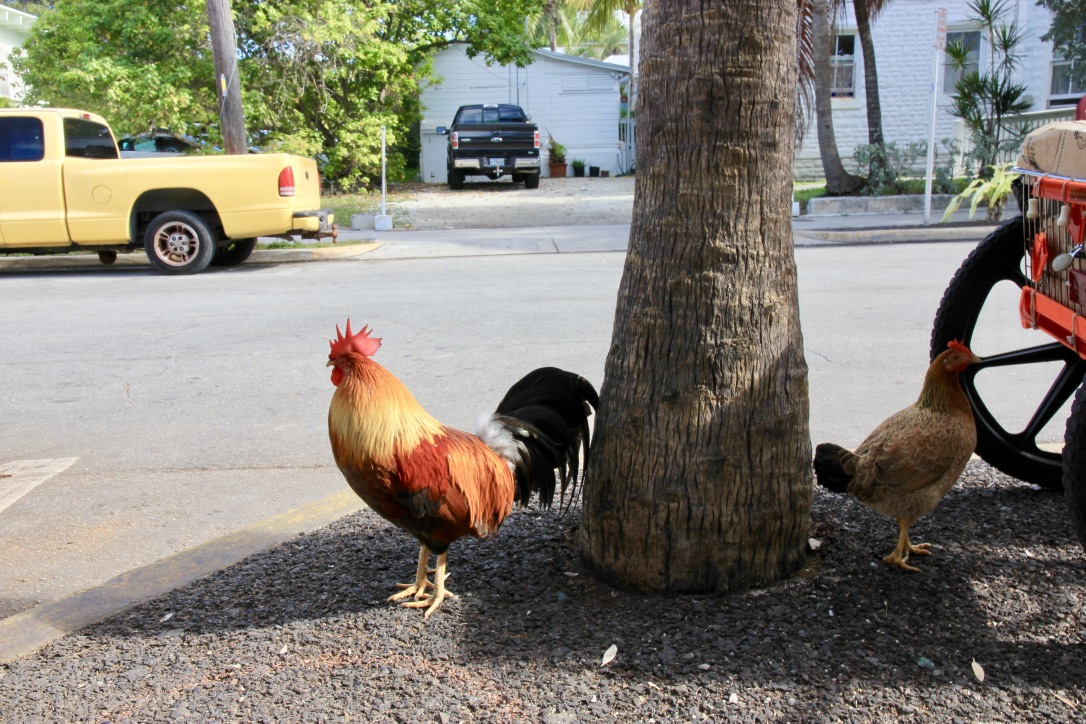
[
  {"xmin": 326, "ymin": 321, "xmax": 598, "ymax": 617},
  {"xmin": 813, "ymin": 341, "xmax": 981, "ymax": 572}
]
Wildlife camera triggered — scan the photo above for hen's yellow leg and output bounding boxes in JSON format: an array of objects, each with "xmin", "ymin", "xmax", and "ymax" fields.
[
  {"xmin": 401, "ymin": 552, "xmax": 457, "ymax": 618},
  {"xmin": 389, "ymin": 545, "xmax": 432, "ymax": 601},
  {"xmin": 883, "ymin": 518, "xmax": 923, "ymax": 573}
]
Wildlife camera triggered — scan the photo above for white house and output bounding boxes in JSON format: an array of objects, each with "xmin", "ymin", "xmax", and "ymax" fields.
[
  {"xmin": 419, "ymin": 43, "xmax": 632, "ymax": 184},
  {"xmin": 0, "ymin": 3, "xmax": 35, "ymax": 102},
  {"xmin": 796, "ymin": 0, "xmax": 1082, "ymax": 178}
]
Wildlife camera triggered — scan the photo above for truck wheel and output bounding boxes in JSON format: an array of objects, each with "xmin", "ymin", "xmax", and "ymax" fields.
[
  {"xmin": 144, "ymin": 211, "xmax": 217, "ymax": 275},
  {"xmin": 524, "ymin": 174, "xmax": 540, "ymax": 189},
  {"xmin": 930, "ymin": 215, "xmax": 1086, "ymax": 489},
  {"xmin": 1065, "ymin": 382, "xmax": 1086, "ymax": 549},
  {"xmin": 448, "ymin": 170, "xmax": 465, "ymax": 190},
  {"xmin": 212, "ymin": 238, "xmax": 257, "ymax": 267},
  {"xmin": 97, "ymin": 250, "xmax": 117, "ymax": 265}
]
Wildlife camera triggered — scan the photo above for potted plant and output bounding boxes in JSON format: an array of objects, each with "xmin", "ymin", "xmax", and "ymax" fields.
[
  {"xmin": 571, "ymin": 158, "xmax": 586, "ymax": 177},
  {"xmin": 548, "ymin": 136, "xmax": 567, "ymax": 178},
  {"xmin": 588, "ymin": 165, "xmax": 600, "ymax": 177}
]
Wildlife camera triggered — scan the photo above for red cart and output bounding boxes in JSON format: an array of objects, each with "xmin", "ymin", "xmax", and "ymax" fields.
[{"xmin": 931, "ymin": 121, "xmax": 1086, "ymax": 544}]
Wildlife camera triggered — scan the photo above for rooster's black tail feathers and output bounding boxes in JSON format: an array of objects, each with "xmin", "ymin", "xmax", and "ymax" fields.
[
  {"xmin": 813, "ymin": 442, "xmax": 855, "ymax": 494},
  {"xmin": 493, "ymin": 367, "xmax": 599, "ymax": 510}
]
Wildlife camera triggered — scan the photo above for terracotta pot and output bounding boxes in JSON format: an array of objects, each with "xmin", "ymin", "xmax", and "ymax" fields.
[{"xmin": 548, "ymin": 162, "xmax": 568, "ymax": 178}]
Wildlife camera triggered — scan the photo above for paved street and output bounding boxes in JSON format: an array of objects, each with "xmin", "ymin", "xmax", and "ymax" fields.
[{"xmin": 0, "ymin": 226, "xmax": 1060, "ymax": 641}]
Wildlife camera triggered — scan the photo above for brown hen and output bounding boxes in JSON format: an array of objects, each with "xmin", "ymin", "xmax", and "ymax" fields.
[{"xmin": 814, "ymin": 341, "xmax": 981, "ymax": 572}]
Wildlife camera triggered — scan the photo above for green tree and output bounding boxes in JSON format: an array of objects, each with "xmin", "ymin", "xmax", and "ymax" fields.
[
  {"xmin": 12, "ymin": 0, "xmax": 216, "ymax": 135},
  {"xmin": 13, "ymin": 0, "xmax": 544, "ymax": 188},
  {"xmin": 528, "ymin": 2, "xmax": 628, "ymax": 59},
  {"xmin": 947, "ymin": 0, "xmax": 1030, "ymax": 174},
  {"xmin": 582, "ymin": 1, "xmax": 641, "ymax": 104},
  {"xmin": 1037, "ymin": 0, "xmax": 1086, "ymax": 88}
]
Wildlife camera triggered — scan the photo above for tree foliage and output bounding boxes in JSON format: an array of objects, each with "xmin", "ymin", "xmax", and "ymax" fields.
[
  {"xmin": 13, "ymin": 0, "xmax": 545, "ymax": 189},
  {"xmin": 1037, "ymin": 0, "xmax": 1086, "ymax": 87},
  {"xmin": 946, "ymin": 0, "xmax": 1030, "ymax": 174}
]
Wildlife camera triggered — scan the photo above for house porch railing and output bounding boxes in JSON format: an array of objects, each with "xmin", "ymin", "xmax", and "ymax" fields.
[{"xmin": 952, "ymin": 107, "xmax": 1077, "ymax": 175}]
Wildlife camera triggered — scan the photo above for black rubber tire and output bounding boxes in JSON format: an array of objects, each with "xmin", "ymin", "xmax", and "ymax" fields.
[
  {"xmin": 448, "ymin": 169, "xmax": 465, "ymax": 190},
  {"xmin": 1065, "ymin": 383, "xmax": 1086, "ymax": 549},
  {"xmin": 931, "ymin": 215, "xmax": 1086, "ymax": 489},
  {"xmin": 212, "ymin": 238, "xmax": 257, "ymax": 267},
  {"xmin": 144, "ymin": 210, "xmax": 216, "ymax": 275},
  {"xmin": 524, "ymin": 173, "xmax": 540, "ymax": 189}
]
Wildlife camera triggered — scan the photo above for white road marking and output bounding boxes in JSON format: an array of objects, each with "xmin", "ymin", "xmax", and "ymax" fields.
[{"xmin": 0, "ymin": 458, "xmax": 78, "ymax": 514}]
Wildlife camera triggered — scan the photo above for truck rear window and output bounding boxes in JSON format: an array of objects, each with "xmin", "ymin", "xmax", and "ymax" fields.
[
  {"xmin": 64, "ymin": 118, "xmax": 119, "ymax": 159},
  {"xmin": 0, "ymin": 116, "xmax": 45, "ymax": 162},
  {"xmin": 456, "ymin": 106, "xmax": 527, "ymax": 124}
]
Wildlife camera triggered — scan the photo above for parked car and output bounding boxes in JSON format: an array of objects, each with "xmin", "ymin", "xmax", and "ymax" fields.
[{"xmin": 118, "ymin": 131, "xmax": 201, "ymax": 156}]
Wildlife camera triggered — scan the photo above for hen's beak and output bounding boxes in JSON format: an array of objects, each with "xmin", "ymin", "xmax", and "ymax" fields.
[{"xmin": 326, "ymin": 360, "xmax": 334, "ymax": 367}]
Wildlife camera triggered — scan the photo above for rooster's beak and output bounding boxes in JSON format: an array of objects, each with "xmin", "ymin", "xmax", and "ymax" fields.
[{"xmin": 326, "ymin": 360, "xmax": 334, "ymax": 367}]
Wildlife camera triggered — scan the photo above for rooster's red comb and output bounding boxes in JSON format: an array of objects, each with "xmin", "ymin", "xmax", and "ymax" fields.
[
  {"xmin": 947, "ymin": 339, "xmax": 972, "ymax": 356},
  {"xmin": 328, "ymin": 319, "xmax": 382, "ymax": 358}
]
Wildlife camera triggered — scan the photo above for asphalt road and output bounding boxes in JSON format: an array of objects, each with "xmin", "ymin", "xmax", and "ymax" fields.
[{"xmin": 0, "ymin": 236, "xmax": 1060, "ymax": 625}]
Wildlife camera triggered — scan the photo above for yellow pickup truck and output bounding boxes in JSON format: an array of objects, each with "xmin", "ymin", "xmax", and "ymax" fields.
[{"xmin": 0, "ymin": 108, "xmax": 335, "ymax": 274}]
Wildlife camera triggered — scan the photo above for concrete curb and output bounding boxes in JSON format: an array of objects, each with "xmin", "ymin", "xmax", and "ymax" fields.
[
  {"xmin": 0, "ymin": 242, "xmax": 381, "ymax": 273},
  {"xmin": 0, "ymin": 490, "xmax": 366, "ymax": 665},
  {"xmin": 795, "ymin": 224, "xmax": 997, "ymax": 245}
]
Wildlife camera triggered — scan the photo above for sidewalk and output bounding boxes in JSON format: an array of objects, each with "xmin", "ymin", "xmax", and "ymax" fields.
[{"xmin": 0, "ymin": 210, "xmax": 998, "ymax": 273}]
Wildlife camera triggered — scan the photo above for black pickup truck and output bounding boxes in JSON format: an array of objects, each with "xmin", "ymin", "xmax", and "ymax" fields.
[{"xmin": 437, "ymin": 104, "xmax": 541, "ymax": 189}]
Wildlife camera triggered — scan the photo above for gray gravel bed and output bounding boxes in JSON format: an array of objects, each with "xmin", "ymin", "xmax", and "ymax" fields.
[{"xmin": 2, "ymin": 460, "xmax": 1084, "ymax": 722}]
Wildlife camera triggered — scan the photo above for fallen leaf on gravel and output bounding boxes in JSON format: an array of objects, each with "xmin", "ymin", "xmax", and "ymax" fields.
[
  {"xmin": 601, "ymin": 644, "xmax": 617, "ymax": 667},
  {"xmin": 1053, "ymin": 692, "xmax": 1077, "ymax": 709},
  {"xmin": 972, "ymin": 659, "xmax": 985, "ymax": 682},
  {"xmin": 159, "ymin": 613, "xmax": 173, "ymax": 623}
]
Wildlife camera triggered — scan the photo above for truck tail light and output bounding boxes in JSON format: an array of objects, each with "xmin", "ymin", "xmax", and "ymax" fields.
[
  {"xmin": 451, "ymin": 131, "xmax": 459, "ymax": 150},
  {"xmin": 279, "ymin": 166, "xmax": 296, "ymax": 197},
  {"xmin": 534, "ymin": 130, "xmax": 540, "ymax": 149}
]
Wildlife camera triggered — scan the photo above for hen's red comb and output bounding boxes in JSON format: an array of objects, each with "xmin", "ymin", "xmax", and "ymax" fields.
[
  {"xmin": 329, "ymin": 319, "xmax": 382, "ymax": 358},
  {"xmin": 947, "ymin": 339, "xmax": 972, "ymax": 355}
]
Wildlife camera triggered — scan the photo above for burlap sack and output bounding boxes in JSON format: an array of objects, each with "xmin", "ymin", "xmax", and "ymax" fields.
[{"xmin": 1017, "ymin": 120, "xmax": 1086, "ymax": 178}]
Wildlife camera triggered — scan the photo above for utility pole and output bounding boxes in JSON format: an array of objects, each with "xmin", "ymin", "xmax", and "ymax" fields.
[{"xmin": 206, "ymin": 0, "xmax": 247, "ymax": 155}]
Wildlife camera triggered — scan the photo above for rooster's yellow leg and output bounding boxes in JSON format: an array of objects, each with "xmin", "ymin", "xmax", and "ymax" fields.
[
  {"xmin": 402, "ymin": 552, "xmax": 458, "ymax": 618},
  {"xmin": 883, "ymin": 518, "xmax": 922, "ymax": 573},
  {"xmin": 389, "ymin": 545, "xmax": 432, "ymax": 601}
]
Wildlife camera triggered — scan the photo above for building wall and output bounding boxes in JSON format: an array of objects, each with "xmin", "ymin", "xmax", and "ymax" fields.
[
  {"xmin": 796, "ymin": 0, "xmax": 1062, "ymax": 179},
  {"xmin": 0, "ymin": 5, "xmax": 36, "ymax": 101},
  {"xmin": 420, "ymin": 45, "xmax": 626, "ymax": 183}
]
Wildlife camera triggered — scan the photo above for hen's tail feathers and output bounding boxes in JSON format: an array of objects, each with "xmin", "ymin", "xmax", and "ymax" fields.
[
  {"xmin": 813, "ymin": 443, "xmax": 855, "ymax": 494},
  {"xmin": 489, "ymin": 367, "xmax": 599, "ymax": 511}
]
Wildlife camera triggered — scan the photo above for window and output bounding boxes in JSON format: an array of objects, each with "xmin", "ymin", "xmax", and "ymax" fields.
[
  {"xmin": 943, "ymin": 30, "xmax": 980, "ymax": 94},
  {"xmin": 1050, "ymin": 55, "xmax": 1086, "ymax": 107},
  {"xmin": 0, "ymin": 116, "xmax": 45, "ymax": 162},
  {"xmin": 831, "ymin": 34, "xmax": 855, "ymax": 98},
  {"xmin": 63, "ymin": 118, "xmax": 118, "ymax": 159},
  {"xmin": 560, "ymin": 74, "xmax": 615, "ymax": 93}
]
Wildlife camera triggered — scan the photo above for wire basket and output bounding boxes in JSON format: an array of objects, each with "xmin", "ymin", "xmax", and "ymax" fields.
[{"xmin": 1018, "ymin": 171, "xmax": 1086, "ymax": 359}]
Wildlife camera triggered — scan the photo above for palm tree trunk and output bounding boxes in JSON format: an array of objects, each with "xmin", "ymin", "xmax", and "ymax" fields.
[
  {"xmin": 853, "ymin": 0, "xmax": 883, "ymax": 147},
  {"xmin": 581, "ymin": 0, "xmax": 812, "ymax": 593},
  {"xmin": 812, "ymin": 0, "xmax": 864, "ymax": 194}
]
